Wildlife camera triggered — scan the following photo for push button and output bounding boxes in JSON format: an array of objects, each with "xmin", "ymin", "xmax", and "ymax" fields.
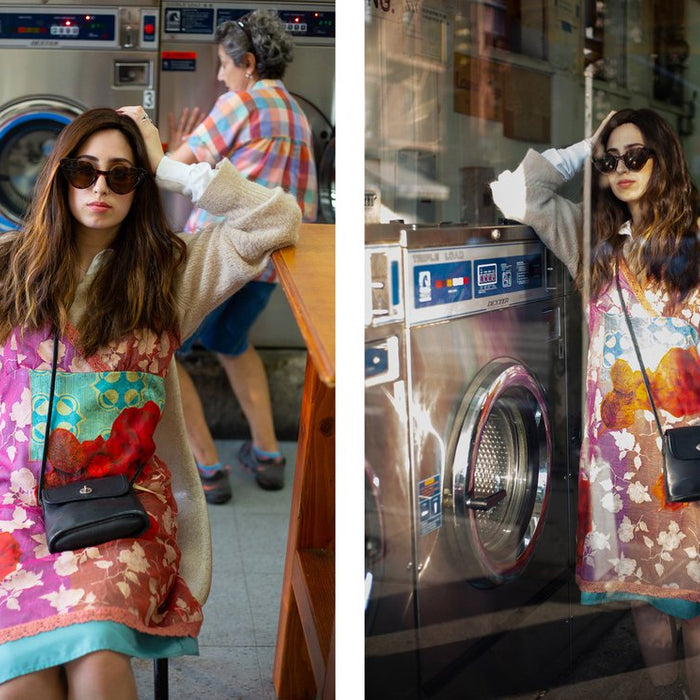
[{"xmin": 142, "ymin": 14, "xmax": 156, "ymax": 42}]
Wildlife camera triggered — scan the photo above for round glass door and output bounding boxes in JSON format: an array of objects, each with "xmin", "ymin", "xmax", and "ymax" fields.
[
  {"xmin": 448, "ymin": 359, "xmax": 551, "ymax": 583},
  {"xmin": 0, "ymin": 98, "xmax": 83, "ymax": 229}
]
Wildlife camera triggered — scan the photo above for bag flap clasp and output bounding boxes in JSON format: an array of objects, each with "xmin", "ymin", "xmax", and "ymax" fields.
[{"xmin": 43, "ymin": 475, "xmax": 131, "ymax": 505}]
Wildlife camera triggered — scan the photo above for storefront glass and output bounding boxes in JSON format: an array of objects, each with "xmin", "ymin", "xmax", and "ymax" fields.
[{"xmin": 365, "ymin": 2, "xmax": 700, "ymax": 698}]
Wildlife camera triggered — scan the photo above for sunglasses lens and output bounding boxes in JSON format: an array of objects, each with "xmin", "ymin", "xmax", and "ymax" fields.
[
  {"xmin": 106, "ymin": 167, "xmax": 140, "ymax": 194},
  {"xmin": 624, "ymin": 148, "xmax": 649, "ymax": 171},
  {"xmin": 593, "ymin": 156, "xmax": 616, "ymax": 173},
  {"xmin": 63, "ymin": 161, "xmax": 97, "ymax": 189}
]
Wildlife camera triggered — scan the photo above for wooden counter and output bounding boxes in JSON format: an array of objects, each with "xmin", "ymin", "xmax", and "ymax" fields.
[{"xmin": 272, "ymin": 223, "xmax": 335, "ymax": 699}]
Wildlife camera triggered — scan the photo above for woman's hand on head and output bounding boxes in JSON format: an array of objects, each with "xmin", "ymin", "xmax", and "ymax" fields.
[
  {"xmin": 591, "ymin": 110, "xmax": 617, "ymax": 148},
  {"xmin": 117, "ymin": 106, "xmax": 164, "ymax": 174}
]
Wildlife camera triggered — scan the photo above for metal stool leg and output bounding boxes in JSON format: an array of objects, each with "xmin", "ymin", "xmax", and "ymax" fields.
[{"xmin": 154, "ymin": 658, "xmax": 169, "ymax": 700}]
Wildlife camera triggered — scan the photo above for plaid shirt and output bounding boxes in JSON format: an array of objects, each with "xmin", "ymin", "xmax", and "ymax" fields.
[{"xmin": 185, "ymin": 79, "xmax": 317, "ymax": 282}]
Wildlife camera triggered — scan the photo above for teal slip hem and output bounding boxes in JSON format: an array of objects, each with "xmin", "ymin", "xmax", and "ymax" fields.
[
  {"xmin": 581, "ymin": 591, "xmax": 700, "ymax": 620},
  {"xmin": 0, "ymin": 621, "xmax": 198, "ymax": 684}
]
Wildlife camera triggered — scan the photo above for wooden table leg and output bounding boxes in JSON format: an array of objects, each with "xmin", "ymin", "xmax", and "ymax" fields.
[{"xmin": 273, "ymin": 355, "xmax": 335, "ymax": 699}]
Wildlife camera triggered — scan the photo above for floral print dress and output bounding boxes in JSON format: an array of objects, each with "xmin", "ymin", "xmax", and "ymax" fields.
[
  {"xmin": 577, "ymin": 259, "xmax": 700, "ymax": 609},
  {"xmin": 490, "ymin": 146, "xmax": 700, "ymax": 615},
  {"xmin": 0, "ymin": 324, "xmax": 203, "ymax": 649},
  {"xmin": 0, "ymin": 155, "xmax": 300, "ymax": 682}
]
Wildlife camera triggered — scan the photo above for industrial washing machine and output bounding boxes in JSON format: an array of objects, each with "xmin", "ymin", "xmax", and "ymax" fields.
[
  {"xmin": 0, "ymin": 0, "xmax": 160, "ymax": 231},
  {"xmin": 365, "ymin": 223, "xmax": 582, "ymax": 699}
]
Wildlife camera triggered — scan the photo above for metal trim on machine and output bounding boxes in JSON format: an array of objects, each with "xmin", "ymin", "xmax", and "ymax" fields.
[
  {"xmin": 448, "ymin": 358, "xmax": 552, "ymax": 583},
  {"xmin": 365, "ymin": 460, "xmax": 385, "ymax": 616},
  {"xmin": 0, "ymin": 96, "xmax": 85, "ymax": 229}
]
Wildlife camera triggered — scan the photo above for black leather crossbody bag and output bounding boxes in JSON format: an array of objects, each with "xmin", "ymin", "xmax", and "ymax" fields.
[
  {"xmin": 38, "ymin": 331, "xmax": 150, "ymax": 553},
  {"xmin": 616, "ymin": 270, "xmax": 700, "ymax": 503}
]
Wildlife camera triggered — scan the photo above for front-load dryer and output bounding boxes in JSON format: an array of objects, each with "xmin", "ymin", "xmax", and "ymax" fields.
[{"xmin": 365, "ymin": 223, "xmax": 581, "ymax": 699}]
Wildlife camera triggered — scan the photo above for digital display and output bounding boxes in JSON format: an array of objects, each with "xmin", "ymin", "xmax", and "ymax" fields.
[
  {"xmin": 277, "ymin": 10, "xmax": 335, "ymax": 37},
  {"xmin": 0, "ymin": 12, "xmax": 116, "ymax": 41},
  {"xmin": 477, "ymin": 263, "xmax": 498, "ymax": 287},
  {"xmin": 211, "ymin": 8, "xmax": 335, "ymax": 38}
]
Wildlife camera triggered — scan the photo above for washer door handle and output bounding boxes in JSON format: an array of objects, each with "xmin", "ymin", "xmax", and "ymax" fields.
[{"xmin": 465, "ymin": 489, "xmax": 507, "ymax": 511}]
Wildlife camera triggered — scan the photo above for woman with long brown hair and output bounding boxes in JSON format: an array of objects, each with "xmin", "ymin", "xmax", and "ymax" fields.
[
  {"xmin": 491, "ymin": 109, "xmax": 700, "ymax": 699},
  {"xmin": 0, "ymin": 106, "xmax": 299, "ymax": 698}
]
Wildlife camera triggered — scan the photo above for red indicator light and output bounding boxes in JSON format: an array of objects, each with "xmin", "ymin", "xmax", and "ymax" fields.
[
  {"xmin": 144, "ymin": 23, "xmax": 155, "ymax": 35},
  {"xmin": 435, "ymin": 280, "xmax": 443, "ymax": 289},
  {"xmin": 65, "ymin": 20, "xmax": 71, "ymax": 26},
  {"xmin": 294, "ymin": 17, "xmax": 300, "ymax": 22}
]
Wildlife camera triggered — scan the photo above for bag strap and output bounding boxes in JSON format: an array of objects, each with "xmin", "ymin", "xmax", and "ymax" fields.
[
  {"xmin": 614, "ymin": 262, "xmax": 664, "ymax": 439},
  {"xmin": 38, "ymin": 331, "xmax": 146, "ymax": 503},
  {"xmin": 38, "ymin": 329, "xmax": 60, "ymax": 504}
]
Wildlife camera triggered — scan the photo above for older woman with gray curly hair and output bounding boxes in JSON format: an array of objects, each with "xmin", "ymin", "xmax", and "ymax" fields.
[
  {"xmin": 217, "ymin": 10, "xmax": 293, "ymax": 80},
  {"xmin": 167, "ymin": 9, "xmax": 317, "ymax": 506}
]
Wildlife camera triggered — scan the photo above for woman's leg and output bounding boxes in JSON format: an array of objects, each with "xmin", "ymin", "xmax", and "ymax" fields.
[
  {"xmin": 0, "ymin": 667, "xmax": 66, "ymax": 700},
  {"xmin": 682, "ymin": 614, "xmax": 700, "ymax": 699},
  {"xmin": 64, "ymin": 650, "xmax": 137, "ymax": 700},
  {"xmin": 632, "ymin": 603, "xmax": 680, "ymax": 686}
]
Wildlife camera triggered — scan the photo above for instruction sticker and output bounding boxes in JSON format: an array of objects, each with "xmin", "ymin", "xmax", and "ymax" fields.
[
  {"xmin": 474, "ymin": 252, "xmax": 543, "ymax": 297},
  {"xmin": 161, "ymin": 51, "xmax": 196, "ymax": 72},
  {"xmin": 418, "ymin": 474, "xmax": 442, "ymax": 536},
  {"xmin": 163, "ymin": 7, "xmax": 214, "ymax": 34}
]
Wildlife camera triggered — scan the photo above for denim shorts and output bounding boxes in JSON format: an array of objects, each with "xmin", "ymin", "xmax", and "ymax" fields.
[{"xmin": 178, "ymin": 280, "xmax": 276, "ymax": 357}]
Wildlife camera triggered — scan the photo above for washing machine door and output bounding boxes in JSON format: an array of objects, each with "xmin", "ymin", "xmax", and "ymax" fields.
[
  {"xmin": 0, "ymin": 97, "xmax": 84, "ymax": 230},
  {"xmin": 448, "ymin": 358, "xmax": 551, "ymax": 583}
]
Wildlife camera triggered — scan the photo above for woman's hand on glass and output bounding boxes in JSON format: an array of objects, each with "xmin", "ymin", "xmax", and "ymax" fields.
[{"xmin": 168, "ymin": 107, "xmax": 201, "ymax": 150}]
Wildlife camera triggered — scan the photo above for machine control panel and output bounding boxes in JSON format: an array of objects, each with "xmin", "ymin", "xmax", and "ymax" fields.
[
  {"xmin": 162, "ymin": 3, "xmax": 335, "ymax": 42},
  {"xmin": 0, "ymin": 10, "xmax": 116, "ymax": 44},
  {"xmin": 0, "ymin": 7, "xmax": 158, "ymax": 49},
  {"xmin": 406, "ymin": 242, "xmax": 555, "ymax": 325}
]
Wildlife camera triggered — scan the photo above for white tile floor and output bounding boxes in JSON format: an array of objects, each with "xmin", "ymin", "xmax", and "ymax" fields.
[{"xmin": 132, "ymin": 440, "xmax": 296, "ymax": 700}]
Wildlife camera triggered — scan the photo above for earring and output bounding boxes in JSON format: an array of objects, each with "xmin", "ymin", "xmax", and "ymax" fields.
[{"xmin": 245, "ymin": 72, "xmax": 252, "ymax": 79}]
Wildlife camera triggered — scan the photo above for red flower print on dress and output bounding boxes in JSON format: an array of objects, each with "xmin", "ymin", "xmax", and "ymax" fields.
[
  {"xmin": 0, "ymin": 532, "xmax": 21, "ymax": 581},
  {"xmin": 601, "ymin": 348, "xmax": 700, "ymax": 430},
  {"xmin": 45, "ymin": 401, "xmax": 161, "ymax": 487}
]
